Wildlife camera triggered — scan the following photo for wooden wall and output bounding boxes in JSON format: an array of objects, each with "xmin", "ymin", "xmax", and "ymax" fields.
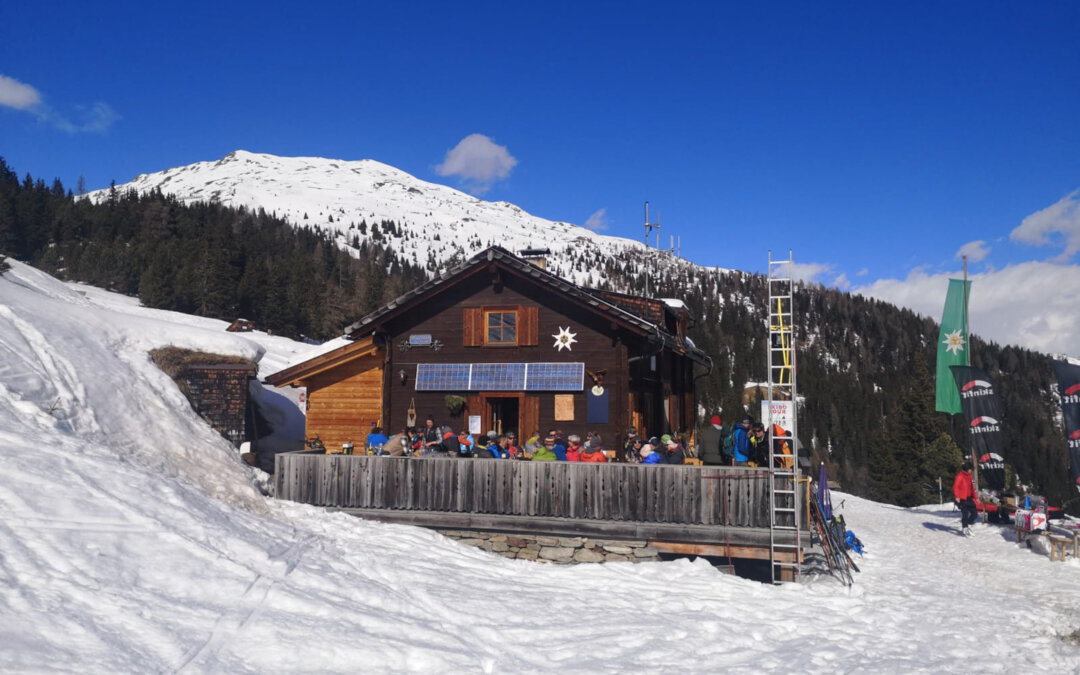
[
  {"xmin": 383, "ymin": 272, "xmax": 631, "ymax": 442},
  {"xmin": 305, "ymin": 352, "xmax": 383, "ymax": 452}
]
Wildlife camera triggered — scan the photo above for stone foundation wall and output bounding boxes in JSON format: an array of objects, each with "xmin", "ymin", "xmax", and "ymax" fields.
[{"xmin": 438, "ymin": 531, "xmax": 660, "ymax": 563}]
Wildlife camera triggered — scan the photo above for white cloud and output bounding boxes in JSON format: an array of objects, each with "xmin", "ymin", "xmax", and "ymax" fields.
[
  {"xmin": 39, "ymin": 101, "xmax": 121, "ymax": 134},
  {"xmin": 832, "ymin": 273, "xmax": 851, "ymax": 290},
  {"xmin": 786, "ymin": 261, "xmax": 836, "ymax": 284},
  {"xmin": 584, "ymin": 208, "xmax": 609, "ymax": 232},
  {"xmin": 956, "ymin": 239, "xmax": 990, "ymax": 263},
  {"xmin": 1010, "ymin": 190, "xmax": 1080, "ymax": 262},
  {"xmin": 0, "ymin": 74, "xmax": 118, "ymax": 133},
  {"xmin": 856, "ymin": 268, "xmax": 869, "ymax": 277},
  {"xmin": 854, "ymin": 261, "xmax": 1080, "ymax": 358},
  {"xmin": 435, "ymin": 133, "xmax": 517, "ymax": 194},
  {"xmin": 0, "ymin": 74, "xmax": 41, "ymax": 110}
]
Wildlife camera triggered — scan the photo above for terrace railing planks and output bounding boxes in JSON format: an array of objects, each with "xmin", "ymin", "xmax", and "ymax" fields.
[{"xmin": 275, "ymin": 454, "xmax": 778, "ymax": 528}]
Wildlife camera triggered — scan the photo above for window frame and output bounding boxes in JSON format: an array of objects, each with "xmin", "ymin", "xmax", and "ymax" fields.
[{"xmin": 483, "ymin": 308, "xmax": 519, "ymax": 347}]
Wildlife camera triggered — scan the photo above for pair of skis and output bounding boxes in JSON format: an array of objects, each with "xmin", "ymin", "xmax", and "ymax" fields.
[{"xmin": 809, "ymin": 494, "xmax": 859, "ymax": 585}]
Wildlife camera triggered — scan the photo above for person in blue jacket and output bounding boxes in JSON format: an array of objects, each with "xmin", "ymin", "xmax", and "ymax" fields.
[
  {"xmin": 640, "ymin": 442, "xmax": 663, "ymax": 464},
  {"xmin": 366, "ymin": 426, "xmax": 389, "ymax": 454},
  {"xmin": 732, "ymin": 419, "xmax": 753, "ymax": 465},
  {"xmin": 550, "ymin": 433, "xmax": 568, "ymax": 461}
]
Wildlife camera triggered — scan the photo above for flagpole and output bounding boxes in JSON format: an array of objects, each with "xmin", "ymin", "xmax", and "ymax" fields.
[{"xmin": 964, "ymin": 255, "xmax": 981, "ymax": 496}]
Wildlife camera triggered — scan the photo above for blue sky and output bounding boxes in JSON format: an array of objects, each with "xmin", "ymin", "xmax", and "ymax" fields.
[{"xmin": 3, "ymin": 2, "xmax": 1080, "ymax": 352}]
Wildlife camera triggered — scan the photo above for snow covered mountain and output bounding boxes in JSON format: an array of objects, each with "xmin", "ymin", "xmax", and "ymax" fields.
[{"xmin": 84, "ymin": 150, "xmax": 667, "ymax": 286}]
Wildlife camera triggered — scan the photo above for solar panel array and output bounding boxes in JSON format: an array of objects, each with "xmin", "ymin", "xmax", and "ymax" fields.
[{"xmin": 414, "ymin": 362, "xmax": 584, "ymax": 391}]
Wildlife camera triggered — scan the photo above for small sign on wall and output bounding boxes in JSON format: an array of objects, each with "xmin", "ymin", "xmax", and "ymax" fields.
[
  {"xmin": 469, "ymin": 415, "xmax": 482, "ymax": 435},
  {"xmin": 555, "ymin": 394, "xmax": 575, "ymax": 421}
]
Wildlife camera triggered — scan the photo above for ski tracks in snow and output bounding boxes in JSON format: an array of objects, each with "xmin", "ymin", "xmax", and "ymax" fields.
[
  {"xmin": 0, "ymin": 304, "xmax": 100, "ymax": 436},
  {"xmin": 172, "ymin": 532, "xmax": 319, "ymax": 673}
]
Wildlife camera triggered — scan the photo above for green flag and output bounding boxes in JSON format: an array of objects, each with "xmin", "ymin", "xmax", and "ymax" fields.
[{"xmin": 936, "ymin": 278, "xmax": 971, "ymax": 414}]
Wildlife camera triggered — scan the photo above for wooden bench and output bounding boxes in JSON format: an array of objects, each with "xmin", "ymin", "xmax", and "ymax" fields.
[{"xmin": 1048, "ymin": 534, "xmax": 1071, "ymax": 562}]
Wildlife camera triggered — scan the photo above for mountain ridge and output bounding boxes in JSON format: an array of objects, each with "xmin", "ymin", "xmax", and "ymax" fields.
[{"xmin": 84, "ymin": 149, "xmax": 690, "ymax": 287}]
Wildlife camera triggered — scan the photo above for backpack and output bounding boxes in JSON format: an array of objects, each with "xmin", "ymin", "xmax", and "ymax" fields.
[{"xmin": 720, "ymin": 423, "xmax": 736, "ymax": 459}]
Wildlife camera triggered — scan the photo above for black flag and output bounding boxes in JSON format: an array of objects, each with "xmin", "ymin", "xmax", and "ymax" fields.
[
  {"xmin": 950, "ymin": 365, "xmax": 1006, "ymax": 490},
  {"xmin": 1052, "ymin": 360, "xmax": 1080, "ymax": 494}
]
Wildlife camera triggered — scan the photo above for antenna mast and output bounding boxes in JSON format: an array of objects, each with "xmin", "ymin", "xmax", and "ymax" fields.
[{"xmin": 644, "ymin": 202, "xmax": 660, "ymax": 297}]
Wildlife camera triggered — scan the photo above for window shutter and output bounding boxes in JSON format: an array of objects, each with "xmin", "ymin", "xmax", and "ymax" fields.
[
  {"xmin": 520, "ymin": 306, "xmax": 539, "ymax": 346},
  {"xmin": 463, "ymin": 307, "xmax": 482, "ymax": 346}
]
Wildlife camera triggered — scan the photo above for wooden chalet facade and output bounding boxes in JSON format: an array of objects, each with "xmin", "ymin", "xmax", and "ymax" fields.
[{"xmin": 267, "ymin": 246, "xmax": 711, "ymax": 453}]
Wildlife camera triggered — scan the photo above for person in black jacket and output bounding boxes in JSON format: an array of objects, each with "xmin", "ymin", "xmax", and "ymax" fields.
[
  {"xmin": 421, "ymin": 416, "xmax": 441, "ymax": 450},
  {"xmin": 698, "ymin": 415, "xmax": 725, "ymax": 465},
  {"xmin": 661, "ymin": 434, "xmax": 686, "ymax": 465}
]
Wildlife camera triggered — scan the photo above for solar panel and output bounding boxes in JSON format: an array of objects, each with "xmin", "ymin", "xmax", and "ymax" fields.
[
  {"xmin": 413, "ymin": 362, "xmax": 584, "ymax": 391},
  {"xmin": 470, "ymin": 362, "xmax": 526, "ymax": 390},
  {"xmin": 415, "ymin": 363, "xmax": 471, "ymax": 391},
  {"xmin": 525, "ymin": 362, "xmax": 584, "ymax": 391}
]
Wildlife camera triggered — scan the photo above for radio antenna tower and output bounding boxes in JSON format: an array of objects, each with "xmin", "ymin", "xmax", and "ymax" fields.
[{"xmin": 644, "ymin": 202, "xmax": 661, "ymax": 297}]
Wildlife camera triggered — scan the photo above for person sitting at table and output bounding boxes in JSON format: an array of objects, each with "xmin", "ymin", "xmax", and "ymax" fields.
[
  {"xmin": 531, "ymin": 436, "xmax": 558, "ymax": 461},
  {"xmin": 366, "ymin": 426, "xmax": 389, "ymax": 455},
  {"xmin": 580, "ymin": 442, "xmax": 608, "ymax": 463},
  {"xmin": 383, "ymin": 428, "xmax": 411, "ymax": 456},
  {"xmin": 661, "ymin": 434, "xmax": 686, "ymax": 465},
  {"xmin": 640, "ymin": 442, "xmax": 663, "ymax": 465},
  {"xmin": 565, "ymin": 434, "xmax": 583, "ymax": 462}
]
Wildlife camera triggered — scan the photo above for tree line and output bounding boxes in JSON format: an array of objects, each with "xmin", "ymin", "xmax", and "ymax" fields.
[{"xmin": 0, "ymin": 158, "xmax": 426, "ymax": 339}]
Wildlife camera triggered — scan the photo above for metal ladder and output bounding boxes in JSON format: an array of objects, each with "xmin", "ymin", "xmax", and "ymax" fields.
[{"xmin": 767, "ymin": 250, "xmax": 802, "ymax": 583}]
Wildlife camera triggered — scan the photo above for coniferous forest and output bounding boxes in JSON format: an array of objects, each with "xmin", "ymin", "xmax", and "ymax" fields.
[{"xmin": 0, "ymin": 157, "xmax": 1074, "ymax": 513}]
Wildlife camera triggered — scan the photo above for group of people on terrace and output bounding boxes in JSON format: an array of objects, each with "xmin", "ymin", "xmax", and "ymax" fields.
[
  {"xmin": 357, "ymin": 417, "xmax": 691, "ymax": 464},
  {"xmin": 696, "ymin": 414, "xmax": 795, "ymax": 468},
  {"xmin": 351, "ymin": 412, "xmax": 792, "ymax": 468}
]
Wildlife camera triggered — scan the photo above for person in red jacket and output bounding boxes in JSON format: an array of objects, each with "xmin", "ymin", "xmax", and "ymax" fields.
[
  {"xmin": 579, "ymin": 443, "xmax": 608, "ymax": 463},
  {"xmin": 953, "ymin": 460, "xmax": 978, "ymax": 536},
  {"xmin": 565, "ymin": 434, "xmax": 583, "ymax": 462}
]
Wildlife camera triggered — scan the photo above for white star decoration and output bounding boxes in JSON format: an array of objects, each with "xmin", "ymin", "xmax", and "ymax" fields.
[
  {"xmin": 552, "ymin": 326, "xmax": 577, "ymax": 352},
  {"xmin": 942, "ymin": 329, "xmax": 966, "ymax": 356}
]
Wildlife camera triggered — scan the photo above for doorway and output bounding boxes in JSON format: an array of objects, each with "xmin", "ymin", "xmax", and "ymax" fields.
[{"xmin": 482, "ymin": 394, "xmax": 521, "ymax": 437}]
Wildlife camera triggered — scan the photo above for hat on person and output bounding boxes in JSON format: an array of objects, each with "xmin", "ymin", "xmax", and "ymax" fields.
[
  {"xmin": 506, "ymin": 432, "xmax": 516, "ymax": 439},
  {"xmin": 742, "ymin": 418, "xmax": 752, "ymax": 425},
  {"xmin": 568, "ymin": 434, "xmax": 581, "ymax": 443},
  {"xmin": 710, "ymin": 415, "xmax": 721, "ymax": 426},
  {"xmin": 544, "ymin": 435, "xmax": 556, "ymax": 445},
  {"xmin": 626, "ymin": 427, "xmax": 638, "ymax": 435},
  {"xmin": 661, "ymin": 434, "xmax": 672, "ymax": 445},
  {"xmin": 592, "ymin": 444, "xmax": 605, "ymax": 453},
  {"xmin": 648, "ymin": 436, "xmax": 660, "ymax": 446}
]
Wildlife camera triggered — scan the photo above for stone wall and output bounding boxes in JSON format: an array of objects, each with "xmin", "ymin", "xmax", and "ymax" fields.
[
  {"xmin": 179, "ymin": 364, "xmax": 256, "ymax": 447},
  {"xmin": 438, "ymin": 530, "xmax": 660, "ymax": 563}
]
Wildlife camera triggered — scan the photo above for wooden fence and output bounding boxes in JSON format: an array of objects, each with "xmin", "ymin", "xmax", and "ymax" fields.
[{"xmin": 275, "ymin": 454, "xmax": 785, "ymax": 529}]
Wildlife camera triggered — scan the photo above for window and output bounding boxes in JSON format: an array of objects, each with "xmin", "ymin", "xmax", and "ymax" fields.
[
  {"xmin": 463, "ymin": 306, "xmax": 537, "ymax": 347},
  {"xmin": 485, "ymin": 310, "xmax": 517, "ymax": 345}
]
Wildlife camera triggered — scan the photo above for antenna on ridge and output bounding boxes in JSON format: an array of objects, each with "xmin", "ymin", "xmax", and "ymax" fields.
[{"xmin": 644, "ymin": 201, "xmax": 661, "ymax": 297}]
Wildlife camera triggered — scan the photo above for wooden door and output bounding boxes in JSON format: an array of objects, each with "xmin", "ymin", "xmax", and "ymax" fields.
[{"xmin": 521, "ymin": 395, "xmax": 540, "ymax": 440}]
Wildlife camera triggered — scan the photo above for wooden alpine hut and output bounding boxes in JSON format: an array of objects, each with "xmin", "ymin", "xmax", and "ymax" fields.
[{"xmin": 266, "ymin": 245, "xmax": 712, "ymax": 453}]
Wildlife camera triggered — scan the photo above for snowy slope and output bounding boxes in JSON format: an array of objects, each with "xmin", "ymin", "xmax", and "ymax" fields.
[
  {"xmin": 1, "ymin": 260, "xmax": 1079, "ymax": 673},
  {"xmin": 82, "ymin": 150, "xmax": 661, "ymax": 286}
]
